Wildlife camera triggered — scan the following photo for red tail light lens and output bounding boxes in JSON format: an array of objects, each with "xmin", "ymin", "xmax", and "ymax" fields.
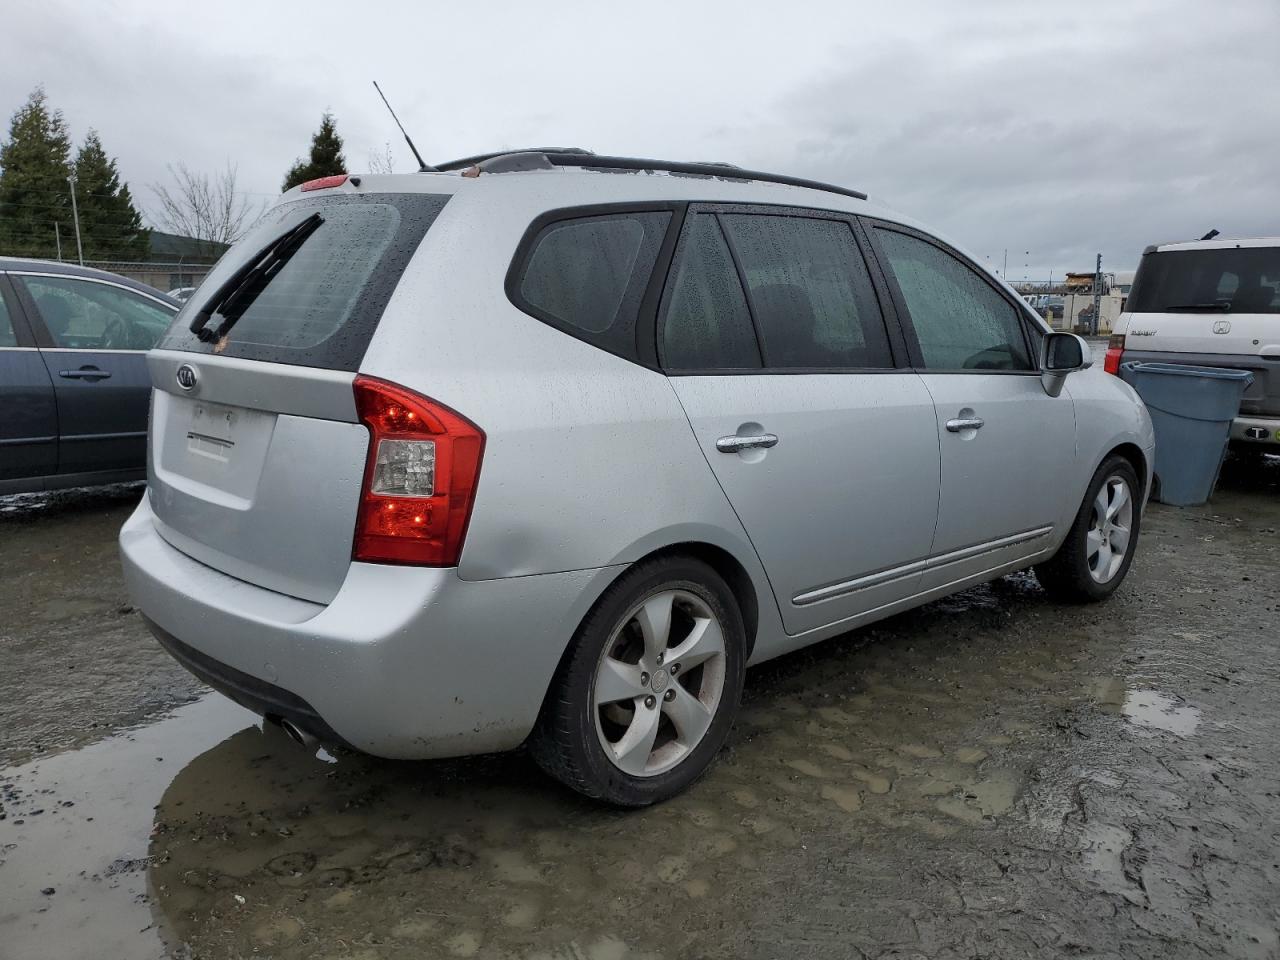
[
  {"xmin": 300, "ymin": 174, "xmax": 349, "ymax": 191},
  {"xmin": 1103, "ymin": 334, "xmax": 1125, "ymax": 375},
  {"xmin": 352, "ymin": 376, "xmax": 484, "ymax": 566}
]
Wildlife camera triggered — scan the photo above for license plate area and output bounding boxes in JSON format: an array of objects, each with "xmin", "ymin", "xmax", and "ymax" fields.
[
  {"xmin": 154, "ymin": 391, "xmax": 277, "ymax": 502},
  {"xmin": 187, "ymin": 401, "xmax": 240, "ymax": 462}
]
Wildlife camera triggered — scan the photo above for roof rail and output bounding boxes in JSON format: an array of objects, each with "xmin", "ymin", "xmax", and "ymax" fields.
[
  {"xmin": 434, "ymin": 147, "xmax": 595, "ymax": 172},
  {"xmin": 557, "ymin": 154, "xmax": 867, "ymax": 200},
  {"xmin": 436, "ymin": 150, "xmax": 867, "ymax": 202}
]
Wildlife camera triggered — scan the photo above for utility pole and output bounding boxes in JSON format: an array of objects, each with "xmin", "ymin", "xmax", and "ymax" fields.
[
  {"xmin": 55, "ymin": 222, "xmax": 63, "ymax": 261},
  {"xmin": 1002, "ymin": 248, "xmax": 1008, "ymax": 279},
  {"xmin": 67, "ymin": 175, "xmax": 85, "ymax": 266},
  {"xmin": 1091, "ymin": 253, "xmax": 1103, "ymax": 336}
]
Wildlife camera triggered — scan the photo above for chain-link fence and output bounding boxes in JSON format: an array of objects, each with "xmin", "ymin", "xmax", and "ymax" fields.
[{"xmin": 83, "ymin": 260, "xmax": 214, "ymax": 295}]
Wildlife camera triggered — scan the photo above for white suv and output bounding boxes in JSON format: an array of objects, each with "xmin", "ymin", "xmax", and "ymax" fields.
[
  {"xmin": 1108, "ymin": 237, "xmax": 1280, "ymax": 450},
  {"xmin": 120, "ymin": 149, "xmax": 1154, "ymax": 805}
]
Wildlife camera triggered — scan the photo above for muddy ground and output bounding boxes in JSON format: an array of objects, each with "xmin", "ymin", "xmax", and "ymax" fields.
[{"xmin": 1, "ymin": 459, "xmax": 1278, "ymax": 960}]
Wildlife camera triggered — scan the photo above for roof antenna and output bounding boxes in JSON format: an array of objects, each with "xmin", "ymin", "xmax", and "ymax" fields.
[
  {"xmin": 372, "ymin": 81, "xmax": 434, "ymax": 172},
  {"xmin": 1199, "ymin": 228, "xmax": 1220, "ymax": 241}
]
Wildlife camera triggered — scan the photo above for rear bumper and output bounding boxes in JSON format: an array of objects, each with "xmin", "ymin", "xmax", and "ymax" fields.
[
  {"xmin": 1231, "ymin": 415, "xmax": 1280, "ymax": 445},
  {"xmin": 120, "ymin": 496, "xmax": 621, "ymax": 759}
]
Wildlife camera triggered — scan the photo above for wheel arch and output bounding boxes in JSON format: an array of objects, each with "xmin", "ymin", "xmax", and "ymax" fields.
[
  {"xmin": 637, "ymin": 541, "xmax": 761, "ymax": 659},
  {"xmin": 1103, "ymin": 441, "xmax": 1150, "ymax": 499},
  {"xmin": 581, "ymin": 538, "xmax": 767, "ymax": 661}
]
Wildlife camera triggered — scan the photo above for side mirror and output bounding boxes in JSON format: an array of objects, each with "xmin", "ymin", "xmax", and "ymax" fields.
[{"xmin": 1040, "ymin": 332, "xmax": 1091, "ymax": 397}]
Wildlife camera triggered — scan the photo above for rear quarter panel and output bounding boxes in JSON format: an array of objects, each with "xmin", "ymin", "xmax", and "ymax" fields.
[{"xmin": 357, "ymin": 185, "xmax": 786, "ymax": 658}]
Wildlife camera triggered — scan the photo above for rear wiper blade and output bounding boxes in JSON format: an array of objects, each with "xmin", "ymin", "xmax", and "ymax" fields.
[
  {"xmin": 1164, "ymin": 300, "xmax": 1232, "ymax": 313},
  {"xmin": 189, "ymin": 213, "xmax": 324, "ymax": 343}
]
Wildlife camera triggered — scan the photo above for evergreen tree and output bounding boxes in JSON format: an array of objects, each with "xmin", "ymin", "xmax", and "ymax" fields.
[
  {"xmin": 0, "ymin": 87, "xmax": 72, "ymax": 259},
  {"xmin": 72, "ymin": 131, "xmax": 148, "ymax": 261},
  {"xmin": 282, "ymin": 112, "xmax": 347, "ymax": 191}
]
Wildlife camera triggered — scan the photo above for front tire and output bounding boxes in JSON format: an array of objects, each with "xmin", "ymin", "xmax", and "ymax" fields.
[
  {"xmin": 530, "ymin": 556, "xmax": 747, "ymax": 807},
  {"xmin": 1035, "ymin": 455, "xmax": 1142, "ymax": 603}
]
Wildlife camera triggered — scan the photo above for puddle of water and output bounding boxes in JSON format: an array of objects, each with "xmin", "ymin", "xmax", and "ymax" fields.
[
  {"xmin": 1090, "ymin": 679, "xmax": 1201, "ymax": 736},
  {"xmin": 1121, "ymin": 689, "xmax": 1201, "ymax": 736},
  {"xmin": 0, "ymin": 695, "xmax": 258, "ymax": 960}
]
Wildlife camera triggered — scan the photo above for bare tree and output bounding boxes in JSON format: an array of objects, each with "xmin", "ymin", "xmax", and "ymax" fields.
[
  {"xmin": 367, "ymin": 141, "xmax": 396, "ymax": 174},
  {"xmin": 149, "ymin": 162, "xmax": 263, "ymax": 252}
]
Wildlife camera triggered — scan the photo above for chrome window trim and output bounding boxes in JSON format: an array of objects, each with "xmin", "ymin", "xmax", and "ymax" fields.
[{"xmin": 9, "ymin": 270, "xmax": 180, "ymax": 312}]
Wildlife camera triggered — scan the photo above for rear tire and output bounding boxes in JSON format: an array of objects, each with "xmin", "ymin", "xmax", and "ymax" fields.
[
  {"xmin": 1035, "ymin": 455, "xmax": 1142, "ymax": 603},
  {"xmin": 530, "ymin": 556, "xmax": 747, "ymax": 807}
]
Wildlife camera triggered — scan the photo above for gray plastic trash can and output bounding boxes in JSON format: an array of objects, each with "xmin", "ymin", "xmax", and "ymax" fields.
[{"xmin": 1120, "ymin": 361, "xmax": 1254, "ymax": 506}]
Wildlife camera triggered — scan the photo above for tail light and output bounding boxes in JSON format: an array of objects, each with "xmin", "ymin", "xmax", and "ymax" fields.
[
  {"xmin": 1103, "ymin": 334, "xmax": 1125, "ymax": 375},
  {"xmin": 352, "ymin": 376, "xmax": 485, "ymax": 566}
]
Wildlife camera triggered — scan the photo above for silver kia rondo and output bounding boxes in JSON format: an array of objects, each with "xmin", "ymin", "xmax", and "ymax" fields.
[{"xmin": 120, "ymin": 150, "xmax": 1155, "ymax": 805}]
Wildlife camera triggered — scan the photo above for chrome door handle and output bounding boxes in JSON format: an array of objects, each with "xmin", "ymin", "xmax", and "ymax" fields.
[
  {"xmin": 716, "ymin": 433, "xmax": 778, "ymax": 453},
  {"xmin": 945, "ymin": 417, "xmax": 984, "ymax": 432}
]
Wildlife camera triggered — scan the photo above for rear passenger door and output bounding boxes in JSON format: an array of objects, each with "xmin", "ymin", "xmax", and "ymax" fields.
[
  {"xmin": 663, "ymin": 206, "xmax": 940, "ymax": 637},
  {"xmin": 14, "ymin": 273, "xmax": 175, "ymax": 475},
  {"xmin": 0, "ymin": 275, "xmax": 58, "ymax": 486},
  {"xmin": 864, "ymin": 222, "xmax": 1076, "ymax": 590}
]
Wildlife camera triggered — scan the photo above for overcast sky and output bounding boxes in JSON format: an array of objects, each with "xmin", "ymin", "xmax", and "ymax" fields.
[{"xmin": 2, "ymin": 0, "xmax": 1277, "ymax": 277}]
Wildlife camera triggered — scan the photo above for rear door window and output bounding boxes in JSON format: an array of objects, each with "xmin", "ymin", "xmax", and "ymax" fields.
[
  {"xmin": 874, "ymin": 228, "xmax": 1033, "ymax": 371},
  {"xmin": 718, "ymin": 214, "xmax": 893, "ymax": 369},
  {"xmin": 512, "ymin": 210, "xmax": 671, "ymax": 361},
  {"xmin": 19, "ymin": 276, "xmax": 176, "ymax": 350},
  {"xmin": 660, "ymin": 214, "xmax": 760, "ymax": 369},
  {"xmin": 1127, "ymin": 246, "xmax": 1280, "ymax": 314},
  {"xmin": 158, "ymin": 192, "xmax": 450, "ymax": 370}
]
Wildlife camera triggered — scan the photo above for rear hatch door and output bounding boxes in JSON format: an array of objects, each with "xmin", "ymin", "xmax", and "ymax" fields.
[{"xmin": 145, "ymin": 187, "xmax": 451, "ymax": 603}]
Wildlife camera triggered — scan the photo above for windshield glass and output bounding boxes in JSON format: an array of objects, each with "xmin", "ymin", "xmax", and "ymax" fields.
[
  {"xmin": 158, "ymin": 192, "xmax": 450, "ymax": 370},
  {"xmin": 1127, "ymin": 246, "xmax": 1280, "ymax": 314}
]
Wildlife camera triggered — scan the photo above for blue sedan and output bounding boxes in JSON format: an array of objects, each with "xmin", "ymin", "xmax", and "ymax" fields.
[{"xmin": 1, "ymin": 258, "xmax": 180, "ymax": 494}]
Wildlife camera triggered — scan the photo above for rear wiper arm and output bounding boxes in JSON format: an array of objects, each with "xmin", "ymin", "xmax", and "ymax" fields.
[
  {"xmin": 1165, "ymin": 300, "xmax": 1232, "ymax": 313},
  {"xmin": 189, "ymin": 213, "xmax": 324, "ymax": 343}
]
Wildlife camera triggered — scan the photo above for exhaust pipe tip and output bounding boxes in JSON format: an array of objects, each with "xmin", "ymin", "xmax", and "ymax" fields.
[{"xmin": 275, "ymin": 717, "xmax": 319, "ymax": 750}]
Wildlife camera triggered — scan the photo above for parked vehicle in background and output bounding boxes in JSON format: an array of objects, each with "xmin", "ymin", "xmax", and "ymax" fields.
[
  {"xmin": 120, "ymin": 150, "xmax": 1154, "ymax": 806},
  {"xmin": 1107, "ymin": 237, "xmax": 1280, "ymax": 451},
  {"xmin": 1, "ymin": 258, "xmax": 179, "ymax": 494},
  {"xmin": 167, "ymin": 286, "xmax": 198, "ymax": 303}
]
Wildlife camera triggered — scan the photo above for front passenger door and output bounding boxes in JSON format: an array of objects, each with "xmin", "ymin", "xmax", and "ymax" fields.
[
  {"xmin": 15, "ymin": 274, "xmax": 175, "ymax": 475},
  {"xmin": 867, "ymin": 224, "xmax": 1075, "ymax": 591}
]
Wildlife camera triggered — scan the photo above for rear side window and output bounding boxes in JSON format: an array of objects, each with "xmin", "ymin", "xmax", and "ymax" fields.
[
  {"xmin": 158, "ymin": 192, "xmax": 450, "ymax": 371},
  {"xmin": 512, "ymin": 211, "xmax": 670, "ymax": 360},
  {"xmin": 875, "ymin": 229, "xmax": 1032, "ymax": 371},
  {"xmin": 1127, "ymin": 247, "xmax": 1280, "ymax": 314},
  {"xmin": 719, "ymin": 214, "xmax": 892, "ymax": 369},
  {"xmin": 661, "ymin": 214, "xmax": 760, "ymax": 369}
]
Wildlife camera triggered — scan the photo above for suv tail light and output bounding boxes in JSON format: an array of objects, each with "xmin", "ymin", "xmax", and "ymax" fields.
[
  {"xmin": 1103, "ymin": 334, "xmax": 1125, "ymax": 375},
  {"xmin": 352, "ymin": 376, "xmax": 485, "ymax": 566}
]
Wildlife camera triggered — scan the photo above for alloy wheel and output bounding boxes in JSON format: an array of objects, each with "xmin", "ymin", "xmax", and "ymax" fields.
[
  {"xmin": 592, "ymin": 589, "xmax": 727, "ymax": 777},
  {"xmin": 1087, "ymin": 475, "xmax": 1133, "ymax": 583}
]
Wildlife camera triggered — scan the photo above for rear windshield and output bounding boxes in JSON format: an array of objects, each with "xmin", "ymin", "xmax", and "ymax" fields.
[
  {"xmin": 1127, "ymin": 246, "xmax": 1280, "ymax": 315},
  {"xmin": 158, "ymin": 192, "xmax": 450, "ymax": 370}
]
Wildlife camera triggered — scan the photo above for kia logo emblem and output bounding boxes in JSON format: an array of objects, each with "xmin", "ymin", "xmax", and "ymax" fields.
[
  {"xmin": 1213, "ymin": 320, "xmax": 1231, "ymax": 335},
  {"xmin": 175, "ymin": 363, "xmax": 199, "ymax": 391}
]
